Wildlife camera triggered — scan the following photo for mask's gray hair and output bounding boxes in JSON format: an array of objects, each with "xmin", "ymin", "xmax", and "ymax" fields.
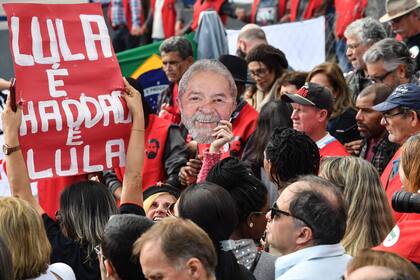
[{"xmin": 178, "ymin": 59, "xmax": 237, "ymax": 101}]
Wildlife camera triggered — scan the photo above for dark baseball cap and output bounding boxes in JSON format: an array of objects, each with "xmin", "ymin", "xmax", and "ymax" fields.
[
  {"xmin": 281, "ymin": 82, "xmax": 334, "ymax": 114},
  {"xmin": 372, "ymin": 83, "xmax": 420, "ymax": 112},
  {"xmin": 143, "ymin": 184, "xmax": 181, "ymax": 201}
]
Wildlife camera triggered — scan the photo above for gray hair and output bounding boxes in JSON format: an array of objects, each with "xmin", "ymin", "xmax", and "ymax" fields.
[
  {"xmin": 344, "ymin": 17, "xmax": 387, "ymax": 45},
  {"xmin": 178, "ymin": 59, "xmax": 237, "ymax": 100},
  {"xmin": 159, "ymin": 36, "xmax": 193, "ymax": 60},
  {"xmin": 363, "ymin": 38, "xmax": 416, "ymax": 78}
]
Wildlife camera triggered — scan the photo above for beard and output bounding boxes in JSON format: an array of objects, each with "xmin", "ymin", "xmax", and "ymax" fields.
[
  {"xmin": 147, "ymin": 151, "xmax": 157, "ymax": 159},
  {"xmin": 182, "ymin": 111, "xmax": 221, "ymax": 144},
  {"xmin": 236, "ymin": 48, "xmax": 246, "ymax": 59}
]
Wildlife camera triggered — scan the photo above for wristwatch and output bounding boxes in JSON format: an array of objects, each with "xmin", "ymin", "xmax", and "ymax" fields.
[{"xmin": 3, "ymin": 144, "xmax": 21, "ymax": 156}]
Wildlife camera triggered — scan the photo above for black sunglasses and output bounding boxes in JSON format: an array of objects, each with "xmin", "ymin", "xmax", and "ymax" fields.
[{"xmin": 269, "ymin": 202, "xmax": 313, "ymax": 230}]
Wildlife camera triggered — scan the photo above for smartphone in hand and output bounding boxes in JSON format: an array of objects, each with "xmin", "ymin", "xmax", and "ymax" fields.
[{"xmin": 8, "ymin": 78, "xmax": 17, "ymax": 112}]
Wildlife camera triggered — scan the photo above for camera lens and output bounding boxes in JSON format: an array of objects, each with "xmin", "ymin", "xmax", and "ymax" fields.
[{"xmin": 392, "ymin": 191, "xmax": 420, "ymax": 213}]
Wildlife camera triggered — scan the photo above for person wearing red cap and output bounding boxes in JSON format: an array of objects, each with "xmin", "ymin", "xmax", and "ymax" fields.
[{"xmin": 281, "ymin": 82, "xmax": 349, "ymax": 158}]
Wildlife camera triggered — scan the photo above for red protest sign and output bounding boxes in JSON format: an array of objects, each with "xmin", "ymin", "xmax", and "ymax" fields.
[{"xmin": 3, "ymin": 3, "xmax": 131, "ymax": 180}]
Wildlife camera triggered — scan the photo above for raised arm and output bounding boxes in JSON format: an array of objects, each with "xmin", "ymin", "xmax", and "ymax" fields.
[
  {"xmin": 120, "ymin": 78, "xmax": 145, "ymax": 206},
  {"xmin": 2, "ymin": 95, "xmax": 44, "ymax": 214}
]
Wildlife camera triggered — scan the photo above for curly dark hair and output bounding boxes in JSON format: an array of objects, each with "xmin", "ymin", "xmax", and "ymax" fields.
[
  {"xmin": 206, "ymin": 157, "xmax": 267, "ymax": 225},
  {"xmin": 264, "ymin": 127, "xmax": 320, "ymax": 188},
  {"xmin": 246, "ymin": 44, "xmax": 288, "ymax": 78}
]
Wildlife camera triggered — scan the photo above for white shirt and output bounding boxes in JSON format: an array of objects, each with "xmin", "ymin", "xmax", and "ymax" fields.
[
  {"xmin": 275, "ymin": 244, "xmax": 351, "ymax": 280},
  {"xmin": 29, "ymin": 263, "xmax": 76, "ymax": 280},
  {"xmin": 152, "ymin": 0, "xmax": 165, "ymax": 39},
  {"xmin": 316, "ymin": 132, "xmax": 336, "ymax": 150}
]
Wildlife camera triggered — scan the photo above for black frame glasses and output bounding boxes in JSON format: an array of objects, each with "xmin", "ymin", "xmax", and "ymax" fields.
[
  {"xmin": 249, "ymin": 68, "xmax": 269, "ymax": 78},
  {"xmin": 368, "ymin": 69, "xmax": 395, "ymax": 84},
  {"xmin": 383, "ymin": 107, "xmax": 410, "ymax": 124},
  {"xmin": 269, "ymin": 203, "xmax": 313, "ymax": 230}
]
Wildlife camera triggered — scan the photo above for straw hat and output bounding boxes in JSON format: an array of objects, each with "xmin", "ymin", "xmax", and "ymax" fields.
[{"xmin": 380, "ymin": 0, "xmax": 420, "ymax": 22}]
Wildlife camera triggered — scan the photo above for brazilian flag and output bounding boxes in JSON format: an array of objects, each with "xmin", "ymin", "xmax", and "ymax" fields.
[{"xmin": 117, "ymin": 34, "xmax": 197, "ymax": 112}]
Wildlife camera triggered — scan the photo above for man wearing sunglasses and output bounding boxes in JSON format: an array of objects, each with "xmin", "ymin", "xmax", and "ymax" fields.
[
  {"xmin": 266, "ymin": 175, "xmax": 350, "ymax": 280},
  {"xmin": 380, "ymin": 0, "xmax": 420, "ymax": 72},
  {"xmin": 363, "ymin": 38, "xmax": 416, "ymax": 91},
  {"xmin": 371, "ymin": 83, "xmax": 420, "ymax": 217}
]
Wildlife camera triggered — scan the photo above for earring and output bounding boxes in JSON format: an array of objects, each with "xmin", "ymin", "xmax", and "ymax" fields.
[{"xmin": 249, "ymin": 222, "xmax": 254, "ymax": 228}]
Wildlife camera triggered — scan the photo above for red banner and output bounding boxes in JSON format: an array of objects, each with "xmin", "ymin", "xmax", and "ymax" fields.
[{"xmin": 3, "ymin": 3, "xmax": 131, "ymax": 180}]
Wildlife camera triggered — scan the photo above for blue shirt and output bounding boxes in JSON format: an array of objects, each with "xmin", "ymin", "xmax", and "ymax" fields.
[
  {"xmin": 111, "ymin": 0, "xmax": 141, "ymax": 27},
  {"xmin": 275, "ymin": 244, "xmax": 351, "ymax": 280}
]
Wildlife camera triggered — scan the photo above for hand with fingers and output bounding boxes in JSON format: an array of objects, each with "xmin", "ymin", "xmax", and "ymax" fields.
[
  {"xmin": 344, "ymin": 139, "xmax": 363, "ymax": 156},
  {"xmin": 2, "ymin": 92, "xmax": 22, "ymax": 140},
  {"xmin": 179, "ymin": 156, "xmax": 202, "ymax": 187},
  {"xmin": 210, "ymin": 120, "xmax": 233, "ymax": 153},
  {"xmin": 122, "ymin": 78, "xmax": 144, "ymax": 125}
]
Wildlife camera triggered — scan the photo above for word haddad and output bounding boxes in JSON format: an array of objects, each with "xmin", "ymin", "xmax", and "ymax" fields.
[{"xmin": 4, "ymin": 3, "xmax": 131, "ymax": 180}]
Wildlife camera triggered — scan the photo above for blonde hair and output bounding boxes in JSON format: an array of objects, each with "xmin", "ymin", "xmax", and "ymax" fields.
[
  {"xmin": 307, "ymin": 62, "xmax": 355, "ymax": 118},
  {"xmin": 320, "ymin": 157, "xmax": 394, "ymax": 256},
  {"xmin": 347, "ymin": 249, "xmax": 420, "ymax": 279},
  {"xmin": 0, "ymin": 197, "xmax": 51, "ymax": 280},
  {"xmin": 401, "ymin": 133, "xmax": 420, "ymax": 193}
]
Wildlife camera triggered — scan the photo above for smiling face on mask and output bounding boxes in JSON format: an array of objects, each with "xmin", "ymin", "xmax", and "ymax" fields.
[{"xmin": 179, "ymin": 71, "xmax": 236, "ymax": 143}]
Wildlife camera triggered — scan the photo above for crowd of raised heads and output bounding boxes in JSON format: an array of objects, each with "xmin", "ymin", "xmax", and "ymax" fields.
[{"xmin": 2, "ymin": 0, "xmax": 420, "ymax": 279}]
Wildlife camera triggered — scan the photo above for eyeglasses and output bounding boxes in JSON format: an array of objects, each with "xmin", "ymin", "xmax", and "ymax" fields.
[
  {"xmin": 347, "ymin": 42, "xmax": 362, "ymax": 50},
  {"xmin": 250, "ymin": 68, "xmax": 269, "ymax": 78},
  {"xmin": 269, "ymin": 202, "xmax": 313, "ymax": 230},
  {"xmin": 389, "ymin": 12, "xmax": 412, "ymax": 25},
  {"xmin": 368, "ymin": 69, "xmax": 396, "ymax": 84},
  {"xmin": 383, "ymin": 107, "xmax": 409, "ymax": 124}
]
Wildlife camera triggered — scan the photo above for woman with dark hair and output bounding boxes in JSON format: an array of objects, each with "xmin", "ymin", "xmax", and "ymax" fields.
[
  {"xmin": 307, "ymin": 62, "xmax": 360, "ymax": 144},
  {"xmin": 242, "ymin": 100, "xmax": 292, "ymax": 204},
  {"xmin": 207, "ymin": 158, "xmax": 275, "ymax": 280},
  {"xmin": 3, "ymin": 78, "xmax": 146, "ymax": 280},
  {"xmin": 242, "ymin": 100, "xmax": 292, "ymax": 178},
  {"xmin": 276, "ymin": 71, "xmax": 308, "ymax": 98},
  {"xmin": 177, "ymin": 182, "xmax": 256, "ymax": 280},
  {"xmin": 246, "ymin": 44, "xmax": 289, "ymax": 112}
]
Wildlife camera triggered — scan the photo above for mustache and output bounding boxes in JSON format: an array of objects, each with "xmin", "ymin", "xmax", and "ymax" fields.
[{"xmin": 191, "ymin": 112, "xmax": 220, "ymax": 123}]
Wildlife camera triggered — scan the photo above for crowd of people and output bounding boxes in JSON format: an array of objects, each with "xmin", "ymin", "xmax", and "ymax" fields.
[{"xmin": 1, "ymin": 0, "xmax": 420, "ymax": 279}]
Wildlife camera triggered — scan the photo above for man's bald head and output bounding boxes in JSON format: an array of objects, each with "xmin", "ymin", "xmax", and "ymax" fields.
[{"xmin": 236, "ymin": 24, "xmax": 268, "ymax": 58}]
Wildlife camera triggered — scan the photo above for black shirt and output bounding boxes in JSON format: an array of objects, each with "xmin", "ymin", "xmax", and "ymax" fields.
[
  {"xmin": 42, "ymin": 203, "xmax": 145, "ymax": 280},
  {"xmin": 42, "ymin": 214, "xmax": 100, "ymax": 280}
]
